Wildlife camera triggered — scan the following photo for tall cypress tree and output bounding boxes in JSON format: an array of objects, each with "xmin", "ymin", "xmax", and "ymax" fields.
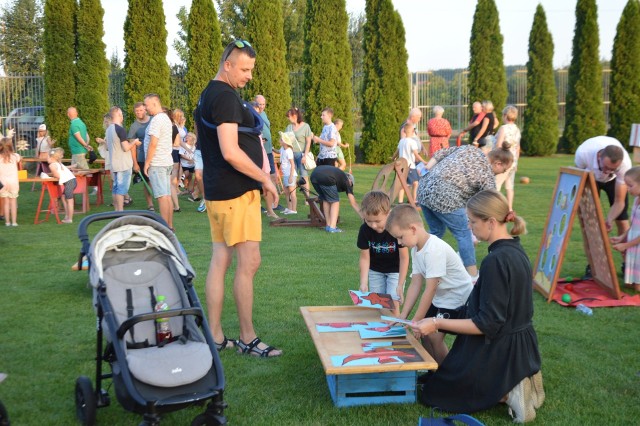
[
  {"xmin": 0, "ymin": 0, "xmax": 44, "ymax": 75},
  {"xmin": 360, "ymin": 0, "xmax": 409, "ymax": 164},
  {"xmin": 245, "ymin": 0, "xmax": 292, "ymax": 134},
  {"xmin": 123, "ymin": 0, "xmax": 171, "ymax": 118},
  {"xmin": 186, "ymin": 0, "xmax": 222, "ymax": 127},
  {"xmin": 76, "ymin": 0, "xmax": 109, "ymax": 144},
  {"xmin": 562, "ymin": 0, "xmax": 605, "ymax": 153},
  {"xmin": 303, "ymin": 0, "xmax": 354, "ymax": 153},
  {"xmin": 43, "ymin": 0, "xmax": 76, "ymax": 149},
  {"xmin": 608, "ymin": 0, "xmax": 640, "ymax": 146},
  {"xmin": 522, "ymin": 4, "xmax": 558, "ymax": 156},
  {"xmin": 468, "ymin": 0, "xmax": 507, "ymax": 116},
  {"xmin": 283, "ymin": 0, "xmax": 306, "ymax": 72}
]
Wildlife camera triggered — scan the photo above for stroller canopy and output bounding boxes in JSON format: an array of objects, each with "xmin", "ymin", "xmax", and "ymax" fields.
[{"xmin": 88, "ymin": 216, "xmax": 195, "ymax": 288}]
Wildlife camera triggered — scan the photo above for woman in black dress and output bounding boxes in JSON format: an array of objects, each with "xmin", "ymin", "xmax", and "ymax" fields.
[{"xmin": 410, "ymin": 189, "xmax": 544, "ymax": 423}]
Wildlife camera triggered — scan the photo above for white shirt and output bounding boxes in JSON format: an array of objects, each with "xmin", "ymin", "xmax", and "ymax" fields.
[
  {"xmin": 411, "ymin": 234, "xmax": 473, "ymax": 309},
  {"xmin": 397, "ymin": 137, "xmax": 421, "ymax": 169},
  {"xmin": 280, "ymin": 146, "xmax": 296, "ymax": 177},
  {"xmin": 144, "ymin": 112, "xmax": 173, "ymax": 167},
  {"xmin": 575, "ymin": 136, "xmax": 631, "ymax": 184}
]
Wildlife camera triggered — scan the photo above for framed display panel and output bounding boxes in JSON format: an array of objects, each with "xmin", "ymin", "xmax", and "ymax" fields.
[{"xmin": 533, "ymin": 167, "xmax": 621, "ymax": 301}]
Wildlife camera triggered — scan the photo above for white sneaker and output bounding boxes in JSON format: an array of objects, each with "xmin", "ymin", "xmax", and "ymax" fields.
[
  {"xmin": 283, "ymin": 209, "xmax": 297, "ymax": 215},
  {"xmin": 506, "ymin": 377, "xmax": 536, "ymax": 423}
]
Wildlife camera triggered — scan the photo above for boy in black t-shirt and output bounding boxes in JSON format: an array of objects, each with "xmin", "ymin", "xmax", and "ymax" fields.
[{"xmin": 357, "ymin": 191, "xmax": 409, "ymax": 315}]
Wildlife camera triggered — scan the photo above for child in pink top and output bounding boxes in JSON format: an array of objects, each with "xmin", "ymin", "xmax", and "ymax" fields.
[{"xmin": 0, "ymin": 138, "xmax": 22, "ymax": 226}]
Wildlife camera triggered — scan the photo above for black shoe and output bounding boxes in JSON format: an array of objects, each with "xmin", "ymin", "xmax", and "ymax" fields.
[
  {"xmin": 274, "ymin": 204, "xmax": 285, "ymax": 211},
  {"xmin": 582, "ymin": 264, "xmax": 592, "ymax": 280},
  {"xmin": 621, "ymin": 262, "xmax": 626, "ymax": 276}
]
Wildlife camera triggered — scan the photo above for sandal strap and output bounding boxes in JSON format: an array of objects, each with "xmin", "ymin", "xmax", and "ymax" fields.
[
  {"xmin": 215, "ymin": 336, "xmax": 235, "ymax": 352},
  {"xmin": 238, "ymin": 337, "xmax": 277, "ymax": 357}
]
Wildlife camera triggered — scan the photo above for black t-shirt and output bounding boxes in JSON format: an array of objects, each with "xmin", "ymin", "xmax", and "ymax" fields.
[
  {"xmin": 469, "ymin": 113, "xmax": 483, "ymax": 140},
  {"xmin": 357, "ymin": 223, "xmax": 403, "ymax": 273},
  {"xmin": 195, "ymin": 80, "xmax": 263, "ymax": 201},
  {"xmin": 309, "ymin": 165, "xmax": 354, "ymax": 195},
  {"xmin": 478, "ymin": 112, "xmax": 496, "ymax": 139}
]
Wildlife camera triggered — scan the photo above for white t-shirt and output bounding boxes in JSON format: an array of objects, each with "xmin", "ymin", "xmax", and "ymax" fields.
[
  {"xmin": 397, "ymin": 137, "xmax": 420, "ymax": 169},
  {"xmin": 37, "ymin": 136, "xmax": 53, "ymax": 154},
  {"xmin": 179, "ymin": 145, "xmax": 195, "ymax": 168},
  {"xmin": 144, "ymin": 112, "xmax": 173, "ymax": 167},
  {"xmin": 318, "ymin": 123, "xmax": 338, "ymax": 159},
  {"xmin": 498, "ymin": 123, "xmax": 521, "ymax": 167},
  {"xmin": 411, "ymin": 234, "xmax": 473, "ymax": 309},
  {"xmin": 280, "ymin": 146, "xmax": 296, "ymax": 177},
  {"xmin": 574, "ymin": 136, "xmax": 631, "ymax": 184}
]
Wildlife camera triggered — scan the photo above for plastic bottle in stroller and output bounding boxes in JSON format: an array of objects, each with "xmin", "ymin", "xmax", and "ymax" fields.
[{"xmin": 154, "ymin": 296, "xmax": 173, "ymax": 344}]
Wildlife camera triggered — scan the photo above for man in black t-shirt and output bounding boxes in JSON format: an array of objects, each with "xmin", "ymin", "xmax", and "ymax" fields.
[
  {"xmin": 194, "ymin": 40, "xmax": 281, "ymax": 358},
  {"xmin": 310, "ymin": 165, "xmax": 361, "ymax": 233}
]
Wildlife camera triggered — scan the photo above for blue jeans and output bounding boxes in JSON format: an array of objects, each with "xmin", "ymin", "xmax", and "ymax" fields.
[
  {"xmin": 368, "ymin": 270, "xmax": 400, "ymax": 301},
  {"xmin": 420, "ymin": 205, "xmax": 476, "ymax": 268}
]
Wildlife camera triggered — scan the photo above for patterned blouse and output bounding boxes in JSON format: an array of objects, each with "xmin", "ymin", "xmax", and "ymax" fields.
[{"xmin": 416, "ymin": 145, "xmax": 496, "ymax": 213}]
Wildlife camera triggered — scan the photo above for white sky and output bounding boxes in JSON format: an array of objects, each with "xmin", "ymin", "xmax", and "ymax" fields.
[{"xmin": 1, "ymin": 0, "xmax": 629, "ymax": 71}]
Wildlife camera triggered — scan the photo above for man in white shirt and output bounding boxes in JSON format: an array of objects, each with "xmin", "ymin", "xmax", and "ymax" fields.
[
  {"xmin": 574, "ymin": 135, "xmax": 631, "ymax": 235},
  {"xmin": 143, "ymin": 93, "xmax": 175, "ymax": 230}
]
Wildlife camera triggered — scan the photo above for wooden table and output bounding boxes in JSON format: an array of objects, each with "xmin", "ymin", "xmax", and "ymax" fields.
[
  {"xmin": 300, "ymin": 305, "xmax": 437, "ymax": 407},
  {"xmin": 19, "ymin": 177, "xmax": 61, "ymax": 224}
]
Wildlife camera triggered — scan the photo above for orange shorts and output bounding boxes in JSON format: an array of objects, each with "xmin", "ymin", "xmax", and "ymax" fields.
[{"xmin": 206, "ymin": 189, "xmax": 262, "ymax": 246}]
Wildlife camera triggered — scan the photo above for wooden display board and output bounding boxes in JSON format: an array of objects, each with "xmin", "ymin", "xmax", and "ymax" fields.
[
  {"xmin": 300, "ymin": 306, "xmax": 437, "ymax": 407},
  {"xmin": 533, "ymin": 167, "xmax": 621, "ymax": 301}
]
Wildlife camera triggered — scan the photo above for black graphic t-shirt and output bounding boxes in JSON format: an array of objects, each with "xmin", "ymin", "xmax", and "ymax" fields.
[{"xmin": 357, "ymin": 223, "xmax": 403, "ymax": 273}]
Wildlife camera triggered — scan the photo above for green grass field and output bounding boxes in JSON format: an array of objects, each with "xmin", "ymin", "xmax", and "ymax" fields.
[{"xmin": 1, "ymin": 155, "xmax": 639, "ymax": 425}]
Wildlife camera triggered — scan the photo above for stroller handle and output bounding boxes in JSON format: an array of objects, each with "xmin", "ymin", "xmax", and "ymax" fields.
[{"xmin": 77, "ymin": 211, "xmax": 170, "ymax": 264}]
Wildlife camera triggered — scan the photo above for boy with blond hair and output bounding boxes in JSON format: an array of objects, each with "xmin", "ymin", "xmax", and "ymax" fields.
[
  {"xmin": 358, "ymin": 191, "xmax": 409, "ymax": 315},
  {"xmin": 385, "ymin": 204, "xmax": 472, "ymax": 363}
]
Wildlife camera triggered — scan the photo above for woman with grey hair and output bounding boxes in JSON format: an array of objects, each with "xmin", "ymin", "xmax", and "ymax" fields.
[{"xmin": 427, "ymin": 105, "xmax": 452, "ymax": 156}]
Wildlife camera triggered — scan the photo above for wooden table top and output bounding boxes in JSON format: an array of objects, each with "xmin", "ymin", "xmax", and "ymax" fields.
[{"xmin": 300, "ymin": 305, "xmax": 437, "ymax": 375}]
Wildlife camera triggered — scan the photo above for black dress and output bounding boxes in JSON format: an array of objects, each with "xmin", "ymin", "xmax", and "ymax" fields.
[{"xmin": 420, "ymin": 237, "xmax": 541, "ymax": 413}]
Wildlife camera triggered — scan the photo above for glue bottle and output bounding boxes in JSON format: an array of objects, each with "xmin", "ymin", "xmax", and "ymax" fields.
[
  {"xmin": 155, "ymin": 295, "xmax": 173, "ymax": 344},
  {"xmin": 575, "ymin": 304, "xmax": 593, "ymax": 316}
]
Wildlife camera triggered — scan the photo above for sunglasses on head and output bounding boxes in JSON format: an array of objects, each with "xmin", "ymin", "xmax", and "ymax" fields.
[{"xmin": 224, "ymin": 40, "xmax": 252, "ymax": 61}]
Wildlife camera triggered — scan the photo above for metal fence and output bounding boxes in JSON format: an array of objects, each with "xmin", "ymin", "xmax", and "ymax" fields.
[
  {"xmin": 0, "ymin": 68, "xmax": 613, "ymax": 144},
  {"xmin": 408, "ymin": 68, "xmax": 611, "ymax": 141}
]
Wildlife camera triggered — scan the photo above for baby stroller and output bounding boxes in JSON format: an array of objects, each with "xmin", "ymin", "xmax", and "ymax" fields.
[{"xmin": 74, "ymin": 211, "xmax": 226, "ymax": 426}]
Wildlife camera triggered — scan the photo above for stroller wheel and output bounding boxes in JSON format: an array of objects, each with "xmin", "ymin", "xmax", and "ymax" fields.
[
  {"xmin": 191, "ymin": 413, "xmax": 227, "ymax": 426},
  {"xmin": 75, "ymin": 376, "xmax": 97, "ymax": 426}
]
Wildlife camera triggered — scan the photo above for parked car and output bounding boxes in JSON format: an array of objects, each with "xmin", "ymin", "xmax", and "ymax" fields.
[{"xmin": 4, "ymin": 106, "xmax": 45, "ymax": 149}]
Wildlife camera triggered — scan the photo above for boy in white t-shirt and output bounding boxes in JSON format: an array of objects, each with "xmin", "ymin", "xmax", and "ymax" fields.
[
  {"xmin": 279, "ymin": 131, "xmax": 298, "ymax": 215},
  {"xmin": 394, "ymin": 122, "xmax": 427, "ymax": 203},
  {"xmin": 386, "ymin": 204, "xmax": 473, "ymax": 364}
]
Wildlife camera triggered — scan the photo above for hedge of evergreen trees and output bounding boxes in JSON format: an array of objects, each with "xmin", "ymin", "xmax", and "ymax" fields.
[
  {"xmin": 608, "ymin": 0, "xmax": 640, "ymax": 146},
  {"xmin": 521, "ymin": 5, "xmax": 558, "ymax": 156},
  {"xmin": 303, "ymin": 0, "xmax": 353, "ymax": 158},
  {"xmin": 76, "ymin": 0, "xmax": 109, "ymax": 143},
  {"xmin": 359, "ymin": 0, "xmax": 409, "ymax": 164},
  {"xmin": 43, "ymin": 0, "xmax": 77, "ymax": 149},
  {"xmin": 562, "ymin": 0, "xmax": 605, "ymax": 153},
  {"xmin": 185, "ymin": 0, "xmax": 222, "ymax": 128},
  {"xmin": 33, "ymin": 1, "xmax": 640, "ymax": 159},
  {"xmin": 468, "ymin": 0, "xmax": 507, "ymax": 117},
  {"xmin": 123, "ymin": 0, "xmax": 171, "ymax": 119},
  {"xmin": 245, "ymin": 0, "xmax": 292, "ymax": 134}
]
